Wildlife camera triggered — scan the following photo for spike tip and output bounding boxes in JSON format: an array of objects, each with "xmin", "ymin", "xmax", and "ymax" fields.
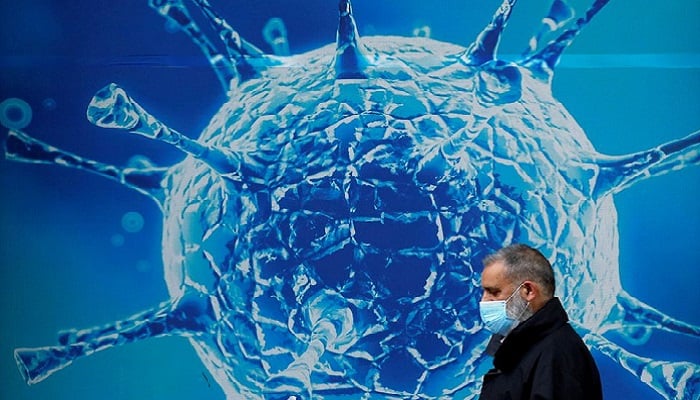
[
  {"xmin": 334, "ymin": 0, "xmax": 369, "ymax": 79},
  {"xmin": 462, "ymin": 0, "xmax": 518, "ymax": 65},
  {"xmin": 86, "ymin": 83, "xmax": 268, "ymax": 184}
]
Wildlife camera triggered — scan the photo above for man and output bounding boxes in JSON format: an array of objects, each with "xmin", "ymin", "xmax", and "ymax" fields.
[{"xmin": 478, "ymin": 244, "xmax": 602, "ymax": 400}]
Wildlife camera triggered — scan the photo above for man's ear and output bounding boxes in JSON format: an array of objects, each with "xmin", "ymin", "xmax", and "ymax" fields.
[{"xmin": 522, "ymin": 281, "xmax": 538, "ymax": 302}]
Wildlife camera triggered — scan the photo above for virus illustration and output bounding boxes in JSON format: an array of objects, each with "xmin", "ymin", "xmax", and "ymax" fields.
[{"xmin": 4, "ymin": 0, "xmax": 699, "ymax": 399}]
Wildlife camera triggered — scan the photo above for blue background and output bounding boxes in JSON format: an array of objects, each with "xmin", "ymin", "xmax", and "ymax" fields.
[{"xmin": 1, "ymin": 1, "xmax": 698, "ymax": 399}]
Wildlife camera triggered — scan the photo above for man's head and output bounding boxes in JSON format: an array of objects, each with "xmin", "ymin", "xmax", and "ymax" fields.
[{"xmin": 480, "ymin": 244, "xmax": 555, "ymax": 318}]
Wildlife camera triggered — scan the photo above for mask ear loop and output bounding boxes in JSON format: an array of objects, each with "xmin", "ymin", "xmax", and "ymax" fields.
[
  {"xmin": 505, "ymin": 282, "xmax": 525, "ymax": 303},
  {"xmin": 506, "ymin": 282, "xmax": 530, "ymax": 321}
]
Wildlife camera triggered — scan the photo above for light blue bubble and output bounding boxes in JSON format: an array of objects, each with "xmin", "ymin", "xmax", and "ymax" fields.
[
  {"xmin": 0, "ymin": 98, "xmax": 33, "ymax": 129},
  {"xmin": 121, "ymin": 211, "xmax": 145, "ymax": 233},
  {"xmin": 42, "ymin": 98, "xmax": 57, "ymax": 111},
  {"xmin": 136, "ymin": 260, "xmax": 151, "ymax": 273},
  {"xmin": 111, "ymin": 233, "xmax": 125, "ymax": 247}
]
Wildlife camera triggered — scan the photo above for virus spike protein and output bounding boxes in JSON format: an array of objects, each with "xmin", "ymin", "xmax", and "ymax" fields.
[
  {"xmin": 86, "ymin": 83, "xmax": 267, "ymax": 184},
  {"xmin": 523, "ymin": 0, "xmax": 611, "ymax": 80},
  {"xmin": 190, "ymin": 0, "xmax": 268, "ymax": 82},
  {"xmin": 524, "ymin": 0, "xmax": 575, "ymax": 56},
  {"xmin": 591, "ymin": 129, "xmax": 700, "ymax": 198},
  {"xmin": 334, "ymin": 0, "xmax": 369, "ymax": 79},
  {"xmin": 583, "ymin": 331, "xmax": 700, "ymax": 400},
  {"xmin": 606, "ymin": 291, "xmax": 700, "ymax": 338},
  {"xmin": 461, "ymin": 0, "xmax": 518, "ymax": 66},
  {"xmin": 3, "ymin": 129, "xmax": 166, "ymax": 204},
  {"xmin": 147, "ymin": 0, "xmax": 235, "ymax": 91},
  {"xmin": 14, "ymin": 293, "xmax": 214, "ymax": 385}
]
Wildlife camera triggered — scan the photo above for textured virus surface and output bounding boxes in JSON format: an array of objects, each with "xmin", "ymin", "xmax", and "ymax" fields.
[{"xmin": 4, "ymin": 0, "xmax": 700, "ymax": 399}]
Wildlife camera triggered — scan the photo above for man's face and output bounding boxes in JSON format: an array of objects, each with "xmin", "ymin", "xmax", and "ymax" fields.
[
  {"xmin": 481, "ymin": 260, "xmax": 534, "ymax": 323},
  {"xmin": 480, "ymin": 260, "xmax": 517, "ymax": 302}
]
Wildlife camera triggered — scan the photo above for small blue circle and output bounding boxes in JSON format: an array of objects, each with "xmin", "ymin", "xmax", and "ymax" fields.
[
  {"xmin": 0, "ymin": 98, "xmax": 33, "ymax": 129},
  {"xmin": 121, "ymin": 211, "xmax": 145, "ymax": 233},
  {"xmin": 42, "ymin": 98, "xmax": 57, "ymax": 111},
  {"xmin": 111, "ymin": 233, "xmax": 125, "ymax": 247}
]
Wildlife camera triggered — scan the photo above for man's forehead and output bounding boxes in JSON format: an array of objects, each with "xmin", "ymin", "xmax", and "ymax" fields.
[{"xmin": 481, "ymin": 261, "xmax": 509, "ymax": 286}]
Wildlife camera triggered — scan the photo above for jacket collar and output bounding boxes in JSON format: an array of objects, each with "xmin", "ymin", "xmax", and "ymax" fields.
[{"xmin": 491, "ymin": 297, "xmax": 569, "ymax": 372}]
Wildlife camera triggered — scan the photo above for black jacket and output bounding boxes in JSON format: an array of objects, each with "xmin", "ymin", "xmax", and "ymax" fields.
[{"xmin": 479, "ymin": 297, "xmax": 602, "ymax": 400}]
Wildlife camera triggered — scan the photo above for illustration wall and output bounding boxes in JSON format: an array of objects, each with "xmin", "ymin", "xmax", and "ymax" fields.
[{"xmin": 1, "ymin": 1, "xmax": 698, "ymax": 399}]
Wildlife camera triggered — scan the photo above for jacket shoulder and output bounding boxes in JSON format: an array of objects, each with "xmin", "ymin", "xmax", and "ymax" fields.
[{"xmin": 527, "ymin": 324, "xmax": 602, "ymax": 399}]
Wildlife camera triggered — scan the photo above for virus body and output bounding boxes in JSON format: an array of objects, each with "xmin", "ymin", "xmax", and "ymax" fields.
[{"xmin": 5, "ymin": 0, "xmax": 700, "ymax": 399}]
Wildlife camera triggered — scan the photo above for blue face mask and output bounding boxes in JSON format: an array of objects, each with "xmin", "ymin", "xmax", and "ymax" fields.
[{"xmin": 479, "ymin": 283, "xmax": 526, "ymax": 336}]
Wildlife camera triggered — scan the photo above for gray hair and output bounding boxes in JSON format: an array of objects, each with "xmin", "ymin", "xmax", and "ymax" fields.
[{"xmin": 483, "ymin": 244, "xmax": 555, "ymax": 298}]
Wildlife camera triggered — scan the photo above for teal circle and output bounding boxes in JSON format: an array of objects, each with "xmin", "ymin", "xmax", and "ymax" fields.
[{"xmin": 0, "ymin": 98, "xmax": 33, "ymax": 130}]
